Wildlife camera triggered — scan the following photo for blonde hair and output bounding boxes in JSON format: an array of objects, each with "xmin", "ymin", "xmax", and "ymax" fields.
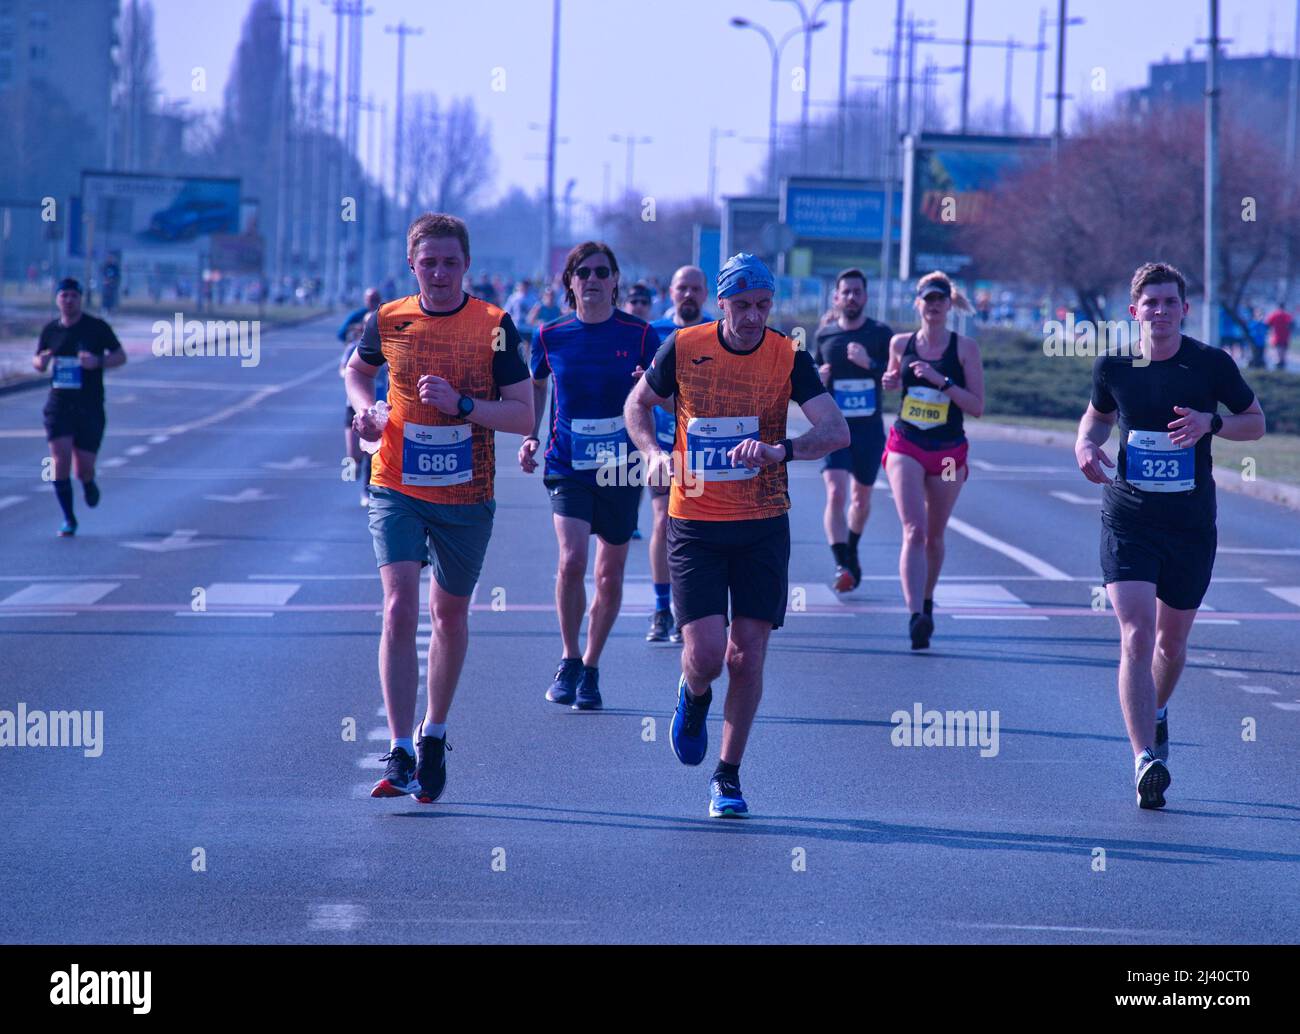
[{"xmin": 914, "ymin": 270, "xmax": 973, "ymax": 315}]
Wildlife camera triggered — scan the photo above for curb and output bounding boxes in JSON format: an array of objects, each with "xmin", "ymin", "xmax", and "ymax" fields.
[
  {"xmin": 967, "ymin": 419, "xmax": 1300, "ymax": 513},
  {"xmin": 0, "ymin": 310, "xmax": 337, "ymax": 398}
]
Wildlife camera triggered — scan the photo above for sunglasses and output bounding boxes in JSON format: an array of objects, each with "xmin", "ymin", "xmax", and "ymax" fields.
[{"xmin": 574, "ymin": 266, "xmax": 612, "ymax": 281}]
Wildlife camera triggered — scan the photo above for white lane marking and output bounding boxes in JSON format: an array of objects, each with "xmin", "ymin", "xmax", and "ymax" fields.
[
  {"xmin": 934, "ymin": 583, "xmax": 1028, "ymax": 608},
  {"xmin": 1241, "ymin": 686, "xmax": 1279, "ymax": 695},
  {"xmin": 262, "ymin": 455, "xmax": 319, "ymax": 471},
  {"xmin": 1195, "ymin": 603, "xmax": 1239, "ymax": 626},
  {"xmin": 969, "ymin": 460, "xmax": 1072, "ymax": 473},
  {"xmin": 1271, "ymin": 702, "xmax": 1300, "ymax": 711},
  {"xmin": 308, "ymin": 903, "xmax": 368, "ymax": 931},
  {"xmin": 0, "ymin": 496, "xmax": 25, "ymax": 512},
  {"xmin": 1049, "ymin": 490, "xmax": 1098, "ymax": 505},
  {"xmin": 203, "ymin": 487, "xmax": 281, "ymax": 504},
  {"xmin": 101, "ymin": 457, "xmax": 128, "ymax": 468},
  {"xmin": 148, "ymin": 434, "xmax": 170, "ymax": 445},
  {"xmin": 946, "ymin": 517, "xmax": 1072, "ymax": 581},
  {"xmin": 951, "ymin": 614, "xmax": 1048, "ymax": 621},
  {"xmin": 174, "ymin": 611, "xmax": 275, "ymax": 618},
  {"xmin": 248, "ymin": 573, "xmax": 378, "ymax": 580},
  {"xmin": 959, "ymin": 923, "xmax": 1165, "ymax": 935},
  {"xmin": 125, "ymin": 445, "xmax": 148, "ymax": 457},
  {"xmin": 0, "ymin": 610, "xmax": 77, "ymax": 617},
  {"xmin": 790, "ymin": 584, "xmax": 839, "ymax": 606},
  {"xmin": 121, "ymin": 528, "xmax": 219, "ymax": 552},
  {"xmin": 356, "ymin": 756, "xmax": 387, "ymax": 769},
  {"xmin": 200, "ymin": 582, "xmax": 300, "ymax": 606},
  {"xmin": 0, "ymin": 574, "xmax": 140, "ymax": 580},
  {"xmin": 157, "ymin": 359, "xmax": 337, "ymax": 437},
  {"xmin": 110, "ymin": 377, "xmax": 251, "ymax": 391},
  {"xmin": 0, "ymin": 582, "xmax": 120, "ymax": 607},
  {"xmin": 367, "ymin": 728, "xmax": 391, "ymax": 741},
  {"xmin": 1266, "ymin": 587, "xmax": 1300, "ymax": 609},
  {"xmin": 1211, "ymin": 669, "xmax": 1247, "ymax": 679},
  {"xmin": 1221, "ymin": 547, "xmax": 1300, "ymax": 556}
]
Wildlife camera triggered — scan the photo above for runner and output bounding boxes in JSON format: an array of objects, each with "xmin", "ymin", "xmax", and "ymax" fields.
[
  {"xmin": 520, "ymin": 242, "xmax": 659, "ymax": 710},
  {"xmin": 31, "ymin": 278, "xmax": 127, "ymax": 536},
  {"xmin": 623, "ymin": 281, "xmax": 655, "ymax": 321},
  {"xmin": 642, "ymin": 264, "xmax": 711, "ymax": 643},
  {"xmin": 813, "ymin": 268, "xmax": 892, "ymax": 593},
  {"xmin": 340, "ymin": 288, "xmax": 383, "ymax": 506},
  {"xmin": 625, "ymin": 253, "xmax": 849, "ymax": 817},
  {"xmin": 880, "ymin": 271, "xmax": 984, "ymax": 650},
  {"xmin": 346, "ymin": 213, "xmax": 534, "ymax": 801},
  {"xmin": 1075, "ymin": 261, "xmax": 1264, "ymax": 809}
]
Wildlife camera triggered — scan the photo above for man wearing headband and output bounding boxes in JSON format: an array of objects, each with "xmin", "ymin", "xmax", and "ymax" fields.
[
  {"xmin": 625, "ymin": 253, "xmax": 849, "ymax": 818},
  {"xmin": 32, "ymin": 278, "xmax": 127, "ymax": 536}
]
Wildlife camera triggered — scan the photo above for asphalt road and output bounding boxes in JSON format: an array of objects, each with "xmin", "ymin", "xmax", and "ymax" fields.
[{"xmin": 1, "ymin": 314, "xmax": 1297, "ymax": 944}]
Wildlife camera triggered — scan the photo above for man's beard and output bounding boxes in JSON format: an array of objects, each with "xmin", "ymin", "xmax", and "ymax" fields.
[
  {"xmin": 840, "ymin": 303, "xmax": 863, "ymax": 321},
  {"xmin": 678, "ymin": 298, "xmax": 701, "ymax": 322}
]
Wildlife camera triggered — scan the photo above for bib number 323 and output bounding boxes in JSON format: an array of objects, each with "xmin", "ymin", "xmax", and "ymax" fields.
[
  {"xmin": 402, "ymin": 421, "xmax": 473, "ymax": 487},
  {"xmin": 1125, "ymin": 429, "xmax": 1194, "ymax": 493}
]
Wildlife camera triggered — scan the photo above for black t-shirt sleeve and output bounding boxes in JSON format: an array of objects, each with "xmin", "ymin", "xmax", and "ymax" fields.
[
  {"xmin": 356, "ymin": 312, "xmax": 385, "ymax": 366},
  {"xmin": 644, "ymin": 333, "xmax": 677, "ymax": 398},
  {"xmin": 35, "ymin": 324, "xmax": 52, "ymax": 354},
  {"xmin": 492, "ymin": 313, "xmax": 530, "ymax": 387},
  {"xmin": 1212, "ymin": 349, "xmax": 1257, "ymax": 413},
  {"xmin": 790, "ymin": 348, "xmax": 827, "ymax": 405},
  {"xmin": 810, "ymin": 332, "xmax": 826, "ymax": 366},
  {"xmin": 98, "ymin": 319, "xmax": 123, "ymax": 354},
  {"xmin": 1090, "ymin": 355, "xmax": 1117, "ymax": 413}
]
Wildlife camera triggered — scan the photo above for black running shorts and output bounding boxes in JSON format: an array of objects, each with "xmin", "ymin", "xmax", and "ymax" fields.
[
  {"xmin": 668, "ymin": 513, "xmax": 791, "ymax": 629},
  {"xmin": 1100, "ymin": 515, "xmax": 1217, "ymax": 611},
  {"xmin": 545, "ymin": 475, "xmax": 643, "ymax": 546}
]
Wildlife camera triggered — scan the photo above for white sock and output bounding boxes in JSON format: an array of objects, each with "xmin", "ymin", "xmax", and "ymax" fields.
[
  {"xmin": 1156, "ymin": 705, "xmax": 1168, "ymax": 720},
  {"xmin": 391, "ymin": 737, "xmax": 414, "ymax": 756},
  {"xmin": 420, "ymin": 721, "xmax": 447, "ymax": 741}
]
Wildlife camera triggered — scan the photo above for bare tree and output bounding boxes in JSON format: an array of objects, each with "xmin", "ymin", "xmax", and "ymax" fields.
[
  {"xmin": 118, "ymin": 0, "xmax": 159, "ymax": 171},
  {"xmin": 401, "ymin": 93, "xmax": 495, "ymax": 218}
]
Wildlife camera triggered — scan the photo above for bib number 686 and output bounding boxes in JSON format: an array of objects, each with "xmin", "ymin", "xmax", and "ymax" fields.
[{"xmin": 418, "ymin": 452, "xmax": 458, "ymax": 473}]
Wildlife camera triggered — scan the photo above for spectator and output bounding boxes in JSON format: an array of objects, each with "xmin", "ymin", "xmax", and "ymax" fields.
[
  {"xmin": 528, "ymin": 285, "xmax": 562, "ymax": 327},
  {"xmin": 1265, "ymin": 300, "xmax": 1293, "ymax": 371}
]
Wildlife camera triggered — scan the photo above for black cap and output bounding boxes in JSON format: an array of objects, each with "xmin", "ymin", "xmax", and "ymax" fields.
[
  {"xmin": 917, "ymin": 279, "xmax": 951, "ymax": 299},
  {"xmin": 57, "ymin": 277, "xmax": 82, "ymax": 295},
  {"xmin": 628, "ymin": 283, "xmax": 652, "ymax": 302}
]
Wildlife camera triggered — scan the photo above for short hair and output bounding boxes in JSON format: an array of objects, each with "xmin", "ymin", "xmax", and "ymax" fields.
[
  {"xmin": 1130, "ymin": 261, "xmax": 1186, "ymax": 304},
  {"xmin": 561, "ymin": 241, "xmax": 619, "ymax": 309},
  {"xmin": 407, "ymin": 212, "xmax": 470, "ymax": 263},
  {"xmin": 834, "ymin": 268, "xmax": 867, "ymax": 291}
]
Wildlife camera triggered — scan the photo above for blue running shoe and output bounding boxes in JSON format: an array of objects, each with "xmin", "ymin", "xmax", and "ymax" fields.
[
  {"xmin": 58, "ymin": 519, "xmax": 77, "ymax": 537},
  {"xmin": 670, "ymin": 674, "xmax": 710, "ymax": 766},
  {"xmin": 573, "ymin": 666, "xmax": 602, "ymax": 711},
  {"xmin": 709, "ymin": 772, "xmax": 749, "ymax": 818},
  {"xmin": 546, "ymin": 658, "xmax": 582, "ymax": 705}
]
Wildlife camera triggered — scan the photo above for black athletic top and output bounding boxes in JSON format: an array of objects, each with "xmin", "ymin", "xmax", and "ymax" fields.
[
  {"xmin": 1091, "ymin": 335, "xmax": 1256, "ymax": 530},
  {"xmin": 812, "ymin": 318, "xmax": 892, "ymax": 429},
  {"xmin": 36, "ymin": 315, "xmax": 122, "ymax": 408},
  {"xmin": 896, "ymin": 331, "xmax": 966, "ymax": 448}
]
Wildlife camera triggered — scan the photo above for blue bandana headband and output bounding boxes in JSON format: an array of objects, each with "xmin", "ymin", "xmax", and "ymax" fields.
[{"xmin": 717, "ymin": 253, "xmax": 775, "ymax": 299}]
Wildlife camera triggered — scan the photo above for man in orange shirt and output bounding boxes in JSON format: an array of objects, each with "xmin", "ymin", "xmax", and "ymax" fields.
[
  {"xmin": 346, "ymin": 213, "xmax": 534, "ymax": 803},
  {"xmin": 625, "ymin": 253, "xmax": 849, "ymax": 817}
]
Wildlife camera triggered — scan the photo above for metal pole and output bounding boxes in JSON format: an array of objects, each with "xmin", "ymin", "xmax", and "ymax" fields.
[
  {"xmin": 1283, "ymin": 0, "xmax": 1300, "ymax": 299},
  {"xmin": 801, "ymin": 11, "xmax": 813, "ymax": 172},
  {"xmin": 542, "ymin": 0, "xmax": 560, "ymax": 281},
  {"xmin": 961, "ymin": 0, "xmax": 973, "ymax": 133},
  {"xmin": 708, "ymin": 127, "xmax": 719, "ymax": 205},
  {"xmin": 905, "ymin": 14, "xmax": 916, "ymax": 136},
  {"xmin": 274, "ymin": 0, "xmax": 293, "ymax": 291},
  {"xmin": 1053, "ymin": 0, "xmax": 1066, "ymax": 152},
  {"xmin": 769, "ymin": 40, "xmax": 780, "ymax": 194},
  {"xmin": 837, "ymin": 0, "xmax": 850, "ymax": 174},
  {"xmin": 1034, "ymin": 7, "xmax": 1046, "ymax": 135},
  {"xmin": 386, "ymin": 22, "xmax": 422, "ymax": 229},
  {"xmin": 1204, "ymin": 0, "xmax": 1219, "ymax": 345},
  {"xmin": 327, "ymin": 1, "xmax": 343, "ymax": 302},
  {"xmin": 1003, "ymin": 36, "xmax": 1014, "ymax": 132},
  {"xmin": 879, "ymin": 0, "xmax": 903, "ymax": 321}
]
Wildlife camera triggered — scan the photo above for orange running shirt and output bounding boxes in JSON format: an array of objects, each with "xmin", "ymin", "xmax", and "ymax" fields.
[
  {"xmin": 644, "ymin": 320, "xmax": 825, "ymax": 522},
  {"xmin": 357, "ymin": 293, "xmax": 528, "ymax": 504}
]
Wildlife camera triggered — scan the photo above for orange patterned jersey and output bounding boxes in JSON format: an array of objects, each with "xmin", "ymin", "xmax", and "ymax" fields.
[
  {"xmin": 358, "ymin": 293, "xmax": 528, "ymax": 504},
  {"xmin": 645, "ymin": 321, "xmax": 825, "ymax": 522}
]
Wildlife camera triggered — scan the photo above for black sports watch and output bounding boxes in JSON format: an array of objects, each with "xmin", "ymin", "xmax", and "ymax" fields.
[
  {"xmin": 780, "ymin": 438, "xmax": 795, "ymax": 464},
  {"xmin": 940, "ymin": 376, "xmax": 954, "ymax": 392},
  {"xmin": 457, "ymin": 394, "xmax": 475, "ymax": 418},
  {"xmin": 1209, "ymin": 413, "xmax": 1224, "ymax": 436}
]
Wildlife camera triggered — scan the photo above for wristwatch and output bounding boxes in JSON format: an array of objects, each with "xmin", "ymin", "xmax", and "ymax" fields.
[
  {"xmin": 780, "ymin": 438, "xmax": 795, "ymax": 464},
  {"xmin": 457, "ymin": 394, "xmax": 475, "ymax": 418},
  {"xmin": 1209, "ymin": 413, "xmax": 1224, "ymax": 436},
  {"xmin": 940, "ymin": 376, "xmax": 954, "ymax": 392}
]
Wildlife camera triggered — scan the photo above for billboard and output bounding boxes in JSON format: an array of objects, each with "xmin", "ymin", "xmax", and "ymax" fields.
[
  {"xmin": 720, "ymin": 196, "xmax": 781, "ymax": 270},
  {"xmin": 70, "ymin": 172, "xmax": 241, "ymax": 260},
  {"xmin": 781, "ymin": 178, "xmax": 901, "ymax": 242},
  {"xmin": 692, "ymin": 224, "xmax": 721, "ymax": 292},
  {"xmin": 900, "ymin": 133, "xmax": 1050, "ymax": 279}
]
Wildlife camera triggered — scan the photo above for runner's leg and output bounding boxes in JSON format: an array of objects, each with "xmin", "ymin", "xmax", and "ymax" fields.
[
  {"xmin": 553, "ymin": 514, "xmax": 591, "ymax": 660},
  {"xmin": 649, "ymin": 491, "xmax": 670, "ymax": 584},
  {"xmin": 1107, "ymin": 580, "xmax": 1160, "ymax": 756},
  {"xmin": 718, "ymin": 616, "xmax": 772, "ymax": 765},
  {"xmin": 379, "ymin": 560, "xmax": 422, "ymax": 741},
  {"xmin": 823, "ymin": 468, "xmax": 849, "ymax": 545},
  {"xmin": 424, "ymin": 578, "xmax": 471, "ymax": 727},
  {"xmin": 681, "ymin": 613, "xmax": 726, "ymax": 696},
  {"xmin": 848, "ymin": 480, "xmax": 873, "ymax": 536},
  {"xmin": 885, "ymin": 451, "xmax": 927, "ymax": 612},
  {"xmin": 583, "ymin": 536, "xmax": 630, "ymax": 667},
  {"xmin": 1153, "ymin": 600, "xmax": 1197, "ymax": 710},
  {"xmin": 921, "ymin": 467, "xmax": 966, "ymax": 599}
]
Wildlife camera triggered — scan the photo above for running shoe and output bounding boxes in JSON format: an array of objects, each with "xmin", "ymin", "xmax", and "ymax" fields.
[
  {"xmin": 669, "ymin": 619, "xmax": 683, "ymax": 645},
  {"xmin": 833, "ymin": 566, "xmax": 855, "ymax": 593},
  {"xmin": 414, "ymin": 723, "xmax": 450, "ymax": 804},
  {"xmin": 58, "ymin": 520, "xmax": 77, "ymax": 538},
  {"xmin": 708, "ymin": 772, "xmax": 749, "ymax": 818},
  {"xmin": 546, "ymin": 658, "xmax": 582, "ymax": 705},
  {"xmin": 1135, "ymin": 749, "xmax": 1170, "ymax": 810},
  {"xmin": 83, "ymin": 481, "xmax": 100, "ymax": 508},
  {"xmin": 646, "ymin": 608, "xmax": 673, "ymax": 642},
  {"xmin": 670, "ymin": 674, "xmax": 710, "ymax": 766},
  {"xmin": 909, "ymin": 612, "xmax": 933, "ymax": 650},
  {"xmin": 1154, "ymin": 711, "xmax": 1169, "ymax": 763},
  {"xmin": 370, "ymin": 746, "xmax": 418, "ymax": 797},
  {"xmin": 573, "ymin": 666, "xmax": 603, "ymax": 711}
]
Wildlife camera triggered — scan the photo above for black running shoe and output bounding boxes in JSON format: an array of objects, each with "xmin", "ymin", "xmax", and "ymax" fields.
[
  {"xmin": 370, "ymin": 746, "xmax": 417, "ymax": 797},
  {"xmin": 83, "ymin": 481, "xmax": 100, "ymax": 508},
  {"xmin": 1135, "ymin": 749, "xmax": 1170, "ymax": 809},
  {"xmin": 1154, "ymin": 711, "xmax": 1169, "ymax": 763},
  {"xmin": 909, "ymin": 612, "xmax": 933, "ymax": 650},
  {"xmin": 415, "ymin": 724, "xmax": 450, "ymax": 804},
  {"xmin": 546, "ymin": 658, "xmax": 582, "ymax": 704},
  {"xmin": 669, "ymin": 619, "xmax": 683, "ymax": 645},
  {"xmin": 573, "ymin": 666, "xmax": 603, "ymax": 711},
  {"xmin": 646, "ymin": 608, "xmax": 673, "ymax": 642}
]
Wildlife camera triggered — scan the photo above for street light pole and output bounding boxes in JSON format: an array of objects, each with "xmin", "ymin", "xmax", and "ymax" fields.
[
  {"xmin": 386, "ymin": 21, "xmax": 424, "ymax": 229},
  {"xmin": 708, "ymin": 127, "xmax": 737, "ymax": 205},
  {"xmin": 960, "ymin": 0, "xmax": 973, "ymax": 133},
  {"xmin": 542, "ymin": 0, "xmax": 561, "ymax": 282},
  {"xmin": 879, "ymin": 0, "xmax": 903, "ymax": 321},
  {"xmin": 1204, "ymin": 0, "xmax": 1220, "ymax": 346}
]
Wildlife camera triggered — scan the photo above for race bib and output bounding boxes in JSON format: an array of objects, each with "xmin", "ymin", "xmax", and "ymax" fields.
[
  {"xmin": 570, "ymin": 415, "xmax": 629, "ymax": 471},
  {"xmin": 52, "ymin": 356, "xmax": 83, "ymax": 390},
  {"xmin": 900, "ymin": 385, "xmax": 949, "ymax": 428},
  {"xmin": 833, "ymin": 378, "xmax": 877, "ymax": 418},
  {"xmin": 653, "ymin": 406, "xmax": 676, "ymax": 449},
  {"xmin": 401, "ymin": 421, "xmax": 473, "ymax": 487},
  {"xmin": 684, "ymin": 416, "xmax": 760, "ymax": 482},
  {"xmin": 1125, "ymin": 429, "xmax": 1194, "ymax": 493}
]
